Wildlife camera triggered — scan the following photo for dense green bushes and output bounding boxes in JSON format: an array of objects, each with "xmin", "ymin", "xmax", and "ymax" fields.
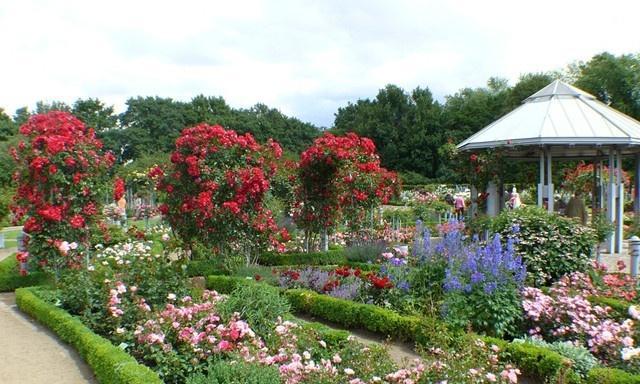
[
  {"xmin": 0, "ymin": 255, "xmax": 48, "ymax": 292},
  {"xmin": 587, "ymin": 368, "xmax": 640, "ymax": 383},
  {"xmin": 491, "ymin": 206, "xmax": 597, "ymax": 285},
  {"xmin": 258, "ymin": 249, "xmax": 347, "ymax": 266},
  {"xmin": 15, "ymin": 287, "xmax": 162, "ymax": 384}
]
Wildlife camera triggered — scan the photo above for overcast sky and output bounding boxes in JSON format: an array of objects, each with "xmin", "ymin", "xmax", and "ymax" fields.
[{"xmin": 1, "ymin": 0, "xmax": 639, "ymax": 127}]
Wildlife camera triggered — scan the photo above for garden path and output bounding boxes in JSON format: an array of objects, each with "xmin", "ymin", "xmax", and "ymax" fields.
[
  {"xmin": 0, "ymin": 292, "xmax": 96, "ymax": 384},
  {"xmin": 0, "ymin": 246, "xmax": 16, "ymax": 261}
]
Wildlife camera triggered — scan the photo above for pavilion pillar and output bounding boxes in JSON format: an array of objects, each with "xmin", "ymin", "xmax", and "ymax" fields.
[
  {"xmin": 538, "ymin": 151, "xmax": 544, "ymax": 207},
  {"xmin": 592, "ymin": 157, "xmax": 598, "ymax": 219},
  {"xmin": 635, "ymin": 154, "xmax": 640, "ymax": 221},
  {"xmin": 616, "ymin": 149, "xmax": 624, "ymax": 253},
  {"xmin": 607, "ymin": 149, "xmax": 616, "ymax": 254},
  {"xmin": 546, "ymin": 150, "xmax": 553, "ymax": 213},
  {"xmin": 470, "ymin": 185, "xmax": 478, "ymax": 219}
]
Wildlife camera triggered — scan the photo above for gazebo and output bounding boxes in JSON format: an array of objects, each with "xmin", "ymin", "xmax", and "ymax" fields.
[{"xmin": 457, "ymin": 80, "xmax": 640, "ymax": 253}]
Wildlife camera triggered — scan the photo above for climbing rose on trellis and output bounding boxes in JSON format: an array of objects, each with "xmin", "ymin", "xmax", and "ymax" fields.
[
  {"xmin": 154, "ymin": 123, "xmax": 288, "ymax": 257},
  {"xmin": 294, "ymin": 132, "xmax": 398, "ymax": 236},
  {"xmin": 10, "ymin": 111, "xmax": 115, "ymax": 274}
]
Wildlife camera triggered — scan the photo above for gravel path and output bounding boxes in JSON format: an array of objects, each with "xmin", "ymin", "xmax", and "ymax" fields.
[{"xmin": 0, "ymin": 293, "xmax": 96, "ymax": 384}]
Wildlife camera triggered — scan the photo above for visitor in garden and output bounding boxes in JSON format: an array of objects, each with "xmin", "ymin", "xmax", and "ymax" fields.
[
  {"xmin": 565, "ymin": 190, "xmax": 588, "ymax": 225},
  {"xmin": 507, "ymin": 187, "xmax": 521, "ymax": 210},
  {"xmin": 454, "ymin": 193, "xmax": 465, "ymax": 219}
]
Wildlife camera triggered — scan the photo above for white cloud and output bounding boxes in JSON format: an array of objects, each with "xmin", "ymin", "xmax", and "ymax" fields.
[{"xmin": 0, "ymin": 0, "xmax": 638, "ymax": 127}]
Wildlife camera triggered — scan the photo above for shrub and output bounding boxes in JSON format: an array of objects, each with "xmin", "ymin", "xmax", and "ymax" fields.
[
  {"xmin": 15, "ymin": 287, "xmax": 162, "ymax": 384},
  {"xmin": 10, "ymin": 112, "xmax": 116, "ymax": 275},
  {"xmin": 294, "ymin": 132, "xmax": 398, "ymax": 243},
  {"xmin": 587, "ymin": 367, "xmax": 640, "ymax": 383},
  {"xmin": 514, "ymin": 337, "xmax": 600, "ymax": 378},
  {"xmin": 258, "ymin": 249, "xmax": 347, "ymax": 266},
  {"xmin": 217, "ymin": 283, "xmax": 290, "ymax": 339},
  {"xmin": 344, "ymin": 240, "xmax": 386, "ymax": 263},
  {"xmin": 154, "ymin": 123, "xmax": 288, "ymax": 259},
  {"xmin": 0, "ymin": 255, "xmax": 48, "ymax": 292},
  {"xmin": 186, "ymin": 360, "xmax": 281, "ymax": 384},
  {"xmin": 491, "ymin": 206, "xmax": 597, "ymax": 286}
]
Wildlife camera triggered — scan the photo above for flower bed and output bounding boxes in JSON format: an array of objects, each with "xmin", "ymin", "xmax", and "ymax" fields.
[{"xmin": 15, "ymin": 287, "xmax": 162, "ymax": 384}]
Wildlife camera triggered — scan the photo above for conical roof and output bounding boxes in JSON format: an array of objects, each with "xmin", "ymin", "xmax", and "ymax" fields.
[{"xmin": 457, "ymin": 80, "xmax": 640, "ymax": 155}]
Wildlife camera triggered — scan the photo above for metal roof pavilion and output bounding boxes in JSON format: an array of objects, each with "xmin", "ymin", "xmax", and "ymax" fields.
[
  {"xmin": 457, "ymin": 80, "xmax": 640, "ymax": 157},
  {"xmin": 456, "ymin": 79, "xmax": 640, "ymax": 254}
]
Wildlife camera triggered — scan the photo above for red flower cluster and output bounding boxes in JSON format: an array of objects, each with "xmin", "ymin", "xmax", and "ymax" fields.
[
  {"xmin": 156, "ymin": 124, "xmax": 288, "ymax": 254},
  {"xmin": 11, "ymin": 112, "xmax": 114, "ymax": 272},
  {"xmin": 295, "ymin": 132, "xmax": 399, "ymax": 234},
  {"xmin": 368, "ymin": 274, "xmax": 393, "ymax": 289},
  {"xmin": 113, "ymin": 177, "xmax": 125, "ymax": 201}
]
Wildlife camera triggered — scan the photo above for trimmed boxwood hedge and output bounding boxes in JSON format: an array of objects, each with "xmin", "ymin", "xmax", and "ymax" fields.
[
  {"xmin": 587, "ymin": 367, "xmax": 640, "ymax": 383},
  {"xmin": 0, "ymin": 255, "xmax": 48, "ymax": 292},
  {"xmin": 258, "ymin": 249, "xmax": 347, "ymax": 266},
  {"xmin": 15, "ymin": 287, "xmax": 162, "ymax": 384}
]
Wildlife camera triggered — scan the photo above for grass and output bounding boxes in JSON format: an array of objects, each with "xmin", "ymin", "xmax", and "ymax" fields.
[
  {"xmin": 128, "ymin": 216, "xmax": 162, "ymax": 229},
  {"xmin": 0, "ymin": 228, "xmax": 21, "ymax": 248}
]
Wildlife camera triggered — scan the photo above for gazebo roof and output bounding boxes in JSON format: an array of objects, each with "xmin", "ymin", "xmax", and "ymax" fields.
[{"xmin": 457, "ymin": 80, "xmax": 640, "ymax": 157}]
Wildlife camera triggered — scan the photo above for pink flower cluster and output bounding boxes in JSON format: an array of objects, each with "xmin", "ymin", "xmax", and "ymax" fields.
[{"xmin": 523, "ymin": 272, "xmax": 636, "ymax": 362}]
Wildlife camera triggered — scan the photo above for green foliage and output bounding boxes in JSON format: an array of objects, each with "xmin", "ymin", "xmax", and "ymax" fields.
[
  {"xmin": 0, "ymin": 107, "xmax": 16, "ymax": 141},
  {"xmin": 258, "ymin": 249, "xmax": 347, "ymax": 266},
  {"xmin": 444, "ymin": 285, "xmax": 522, "ymax": 338},
  {"xmin": 185, "ymin": 259, "xmax": 228, "ymax": 277},
  {"xmin": 186, "ymin": 360, "xmax": 281, "ymax": 384},
  {"xmin": 15, "ymin": 287, "xmax": 162, "ymax": 384},
  {"xmin": 72, "ymin": 98, "xmax": 118, "ymax": 132},
  {"xmin": 0, "ymin": 255, "xmax": 49, "ymax": 292},
  {"xmin": 502, "ymin": 341, "xmax": 579, "ymax": 383},
  {"xmin": 515, "ymin": 337, "xmax": 599, "ymax": 379},
  {"xmin": 587, "ymin": 367, "xmax": 640, "ymax": 383},
  {"xmin": 217, "ymin": 283, "xmax": 291, "ymax": 339},
  {"xmin": 491, "ymin": 206, "xmax": 597, "ymax": 286},
  {"xmin": 407, "ymin": 258, "xmax": 447, "ymax": 317},
  {"xmin": 285, "ymin": 288, "xmax": 421, "ymax": 341},
  {"xmin": 206, "ymin": 275, "xmax": 254, "ymax": 294},
  {"xmin": 343, "ymin": 241, "xmax": 386, "ymax": 263}
]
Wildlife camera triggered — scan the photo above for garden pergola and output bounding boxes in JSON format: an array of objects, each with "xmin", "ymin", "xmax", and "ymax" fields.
[{"xmin": 457, "ymin": 80, "xmax": 640, "ymax": 253}]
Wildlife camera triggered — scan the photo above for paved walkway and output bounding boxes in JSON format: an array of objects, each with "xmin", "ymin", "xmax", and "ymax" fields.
[
  {"xmin": 0, "ymin": 293, "xmax": 96, "ymax": 384},
  {"xmin": 0, "ymin": 247, "xmax": 16, "ymax": 262}
]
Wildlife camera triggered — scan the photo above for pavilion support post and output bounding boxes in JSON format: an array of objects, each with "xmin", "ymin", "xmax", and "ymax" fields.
[
  {"xmin": 607, "ymin": 149, "xmax": 616, "ymax": 254},
  {"xmin": 635, "ymin": 154, "xmax": 640, "ymax": 222},
  {"xmin": 538, "ymin": 151, "xmax": 544, "ymax": 207},
  {"xmin": 599, "ymin": 159, "xmax": 605, "ymax": 211},
  {"xmin": 592, "ymin": 157, "xmax": 598, "ymax": 219},
  {"xmin": 546, "ymin": 151, "xmax": 553, "ymax": 213},
  {"xmin": 616, "ymin": 149, "xmax": 624, "ymax": 253}
]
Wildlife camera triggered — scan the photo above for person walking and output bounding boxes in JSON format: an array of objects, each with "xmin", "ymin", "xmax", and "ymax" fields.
[{"xmin": 454, "ymin": 194, "xmax": 466, "ymax": 219}]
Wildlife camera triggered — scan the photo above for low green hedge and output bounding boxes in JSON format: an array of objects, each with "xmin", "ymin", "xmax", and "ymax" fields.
[
  {"xmin": 587, "ymin": 367, "xmax": 640, "ymax": 383},
  {"xmin": 505, "ymin": 340, "xmax": 579, "ymax": 383},
  {"xmin": 0, "ymin": 255, "xmax": 49, "ymax": 292},
  {"xmin": 185, "ymin": 259, "xmax": 228, "ymax": 277},
  {"xmin": 15, "ymin": 287, "xmax": 162, "ymax": 384},
  {"xmin": 258, "ymin": 250, "xmax": 347, "ymax": 266},
  {"xmin": 284, "ymin": 288, "xmax": 421, "ymax": 341}
]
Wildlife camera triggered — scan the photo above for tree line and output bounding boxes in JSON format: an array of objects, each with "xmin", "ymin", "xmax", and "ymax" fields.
[{"xmin": 1, "ymin": 51, "xmax": 638, "ymax": 186}]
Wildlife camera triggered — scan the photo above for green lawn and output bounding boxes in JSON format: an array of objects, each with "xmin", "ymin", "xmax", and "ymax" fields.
[{"xmin": 1, "ymin": 229, "xmax": 20, "ymax": 248}]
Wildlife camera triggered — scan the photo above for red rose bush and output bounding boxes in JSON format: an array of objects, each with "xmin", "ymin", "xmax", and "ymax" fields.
[
  {"xmin": 10, "ymin": 111, "xmax": 115, "ymax": 274},
  {"xmin": 154, "ymin": 124, "xmax": 288, "ymax": 260}
]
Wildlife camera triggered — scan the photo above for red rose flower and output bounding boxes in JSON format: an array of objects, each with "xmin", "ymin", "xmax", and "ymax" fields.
[
  {"xmin": 69, "ymin": 214, "xmax": 85, "ymax": 229},
  {"xmin": 38, "ymin": 205, "xmax": 63, "ymax": 222}
]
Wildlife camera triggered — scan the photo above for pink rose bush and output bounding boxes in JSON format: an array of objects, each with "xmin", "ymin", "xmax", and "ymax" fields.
[{"xmin": 522, "ymin": 271, "xmax": 637, "ymax": 364}]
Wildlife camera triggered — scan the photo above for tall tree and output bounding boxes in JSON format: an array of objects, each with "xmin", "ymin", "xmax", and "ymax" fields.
[
  {"xmin": 72, "ymin": 98, "xmax": 118, "ymax": 131},
  {"xmin": 573, "ymin": 52, "xmax": 640, "ymax": 120},
  {"xmin": 0, "ymin": 108, "xmax": 16, "ymax": 141},
  {"xmin": 13, "ymin": 107, "xmax": 31, "ymax": 127},
  {"xmin": 119, "ymin": 96, "xmax": 188, "ymax": 156},
  {"xmin": 35, "ymin": 100, "xmax": 71, "ymax": 113}
]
